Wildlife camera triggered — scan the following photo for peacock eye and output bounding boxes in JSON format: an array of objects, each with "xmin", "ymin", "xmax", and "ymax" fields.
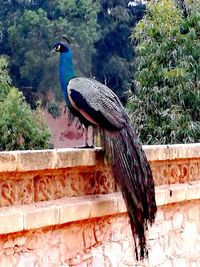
[{"xmin": 55, "ymin": 44, "xmax": 61, "ymax": 51}]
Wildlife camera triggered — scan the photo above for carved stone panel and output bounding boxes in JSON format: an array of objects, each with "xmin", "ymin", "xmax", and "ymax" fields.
[
  {"xmin": 34, "ymin": 175, "xmax": 55, "ymax": 202},
  {"xmin": 0, "ymin": 178, "xmax": 33, "ymax": 207},
  {"xmin": 0, "ymin": 157, "xmax": 199, "ymax": 208},
  {"xmin": 151, "ymin": 159, "xmax": 200, "ymax": 186},
  {"xmin": 33, "ymin": 169, "xmax": 115, "ymax": 202},
  {"xmin": 0, "ymin": 180, "xmax": 17, "ymax": 207},
  {"xmin": 18, "ymin": 179, "xmax": 34, "ymax": 205}
]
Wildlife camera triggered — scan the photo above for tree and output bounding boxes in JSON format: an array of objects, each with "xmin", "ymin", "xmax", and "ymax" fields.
[
  {"xmin": 92, "ymin": 0, "xmax": 146, "ymax": 102},
  {"xmin": 0, "ymin": 0, "xmax": 100, "ymax": 106},
  {"xmin": 55, "ymin": 0, "xmax": 100, "ymax": 77},
  {"xmin": 0, "ymin": 56, "xmax": 51, "ymax": 150},
  {"xmin": 8, "ymin": 9, "xmax": 55, "ymax": 88},
  {"xmin": 127, "ymin": 0, "xmax": 200, "ymax": 144}
]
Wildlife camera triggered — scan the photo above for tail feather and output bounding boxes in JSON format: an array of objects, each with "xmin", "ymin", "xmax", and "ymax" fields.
[{"xmin": 102, "ymin": 125, "xmax": 157, "ymax": 260}]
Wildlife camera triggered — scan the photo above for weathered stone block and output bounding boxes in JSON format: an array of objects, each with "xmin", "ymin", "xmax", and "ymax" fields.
[
  {"xmin": 173, "ymin": 258, "xmax": 187, "ymax": 267},
  {"xmin": 94, "ymin": 217, "xmax": 112, "ymax": 243},
  {"xmin": 83, "ymin": 224, "xmax": 96, "ymax": 249},
  {"xmin": 187, "ymin": 183, "xmax": 200, "ymax": 200},
  {"xmin": 155, "ymin": 186, "xmax": 167, "ymax": 206},
  {"xmin": 0, "ymin": 209, "xmax": 23, "ymax": 234},
  {"xmin": 14, "ymin": 236, "xmax": 27, "ymax": 248},
  {"xmin": 161, "ymin": 220, "xmax": 172, "ymax": 236},
  {"xmin": 104, "ymin": 242, "xmax": 122, "ymax": 267},
  {"xmin": 55, "ymin": 148, "xmax": 99, "ymax": 169},
  {"xmin": 189, "ymin": 262, "xmax": 199, "ymax": 267},
  {"xmin": 47, "ymin": 246, "xmax": 62, "ymax": 266},
  {"xmin": 16, "ymin": 253, "xmax": 37, "ymax": 267},
  {"xmin": 149, "ymin": 242, "xmax": 165, "ymax": 266},
  {"xmin": 148, "ymin": 224, "xmax": 160, "ymax": 240},
  {"xmin": 91, "ymin": 247, "xmax": 105, "ymax": 267},
  {"xmin": 0, "ymin": 255, "xmax": 13, "ymax": 267},
  {"xmin": 155, "ymin": 209, "xmax": 164, "ymax": 222},
  {"xmin": 166, "ymin": 184, "xmax": 187, "ymax": 204},
  {"xmin": 172, "ymin": 212, "xmax": 184, "ymax": 230},
  {"xmin": 3, "ymin": 239, "xmax": 14, "ymax": 249},
  {"xmin": 90, "ymin": 195, "xmax": 118, "ymax": 218},
  {"xmin": 59, "ymin": 198, "xmax": 91, "ymax": 224},
  {"xmin": 162, "ymin": 260, "xmax": 173, "ymax": 267},
  {"xmin": 188, "ymin": 205, "xmax": 200, "ymax": 221},
  {"xmin": 0, "ymin": 152, "xmax": 17, "ymax": 172},
  {"xmin": 117, "ymin": 194, "xmax": 126, "ymax": 213},
  {"xmin": 17, "ymin": 150, "xmax": 54, "ymax": 172},
  {"xmin": 26, "ymin": 234, "xmax": 45, "ymax": 250},
  {"xmin": 182, "ymin": 222, "xmax": 198, "ymax": 254},
  {"xmin": 23, "ymin": 205, "xmax": 59, "ymax": 230}
]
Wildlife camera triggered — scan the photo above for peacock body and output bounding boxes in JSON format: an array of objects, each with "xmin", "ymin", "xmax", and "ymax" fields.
[{"xmin": 54, "ymin": 40, "xmax": 157, "ymax": 260}]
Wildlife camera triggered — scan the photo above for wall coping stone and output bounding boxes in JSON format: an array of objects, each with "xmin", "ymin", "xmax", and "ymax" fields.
[
  {"xmin": 143, "ymin": 143, "xmax": 200, "ymax": 161},
  {"xmin": 0, "ymin": 143, "xmax": 200, "ymax": 173},
  {"xmin": 0, "ymin": 148, "xmax": 104, "ymax": 172},
  {"xmin": 0, "ymin": 181, "xmax": 200, "ymax": 235}
]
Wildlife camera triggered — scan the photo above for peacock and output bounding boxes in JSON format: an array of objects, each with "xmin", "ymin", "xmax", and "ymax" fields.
[{"xmin": 54, "ymin": 37, "xmax": 157, "ymax": 260}]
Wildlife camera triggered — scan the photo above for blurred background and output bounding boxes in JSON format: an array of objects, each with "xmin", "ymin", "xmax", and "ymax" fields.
[{"xmin": 0, "ymin": 0, "xmax": 199, "ymax": 149}]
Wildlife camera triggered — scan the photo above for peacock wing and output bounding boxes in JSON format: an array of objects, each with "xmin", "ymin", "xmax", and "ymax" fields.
[{"xmin": 67, "ymin": 78, "xmax": 127, "ymax": 129}]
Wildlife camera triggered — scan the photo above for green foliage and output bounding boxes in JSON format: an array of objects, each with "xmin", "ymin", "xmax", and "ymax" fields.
[
  {"xmin": 0, "ymin": 0, "xmax": 145, "ymax": 106},
  {"xmin": 92, "ymin": 1, "xmax": 145, "ymax": 101},
  {"xmin": 56, "ymin": 0, "xmax": 101, "ymax": 76},
  {"xmin": 0, "ymin": 57, "xmax": 51, "ymax": 150},
  {"xmin": 7, "ymin": 7, "xmax": 58, "ymax": 104},
  {"xmin": 0, "ymin": 0, "xmax": 100, "ymax": 106},
  {"xmin": 127, "ymin": 0, "xmax": 200, "ymax": 144}
]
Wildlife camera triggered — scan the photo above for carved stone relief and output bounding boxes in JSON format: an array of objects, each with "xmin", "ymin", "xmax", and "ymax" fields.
[
  {"xmin": 0, "ymin": 179, "xmax": 33, "ymax": 207},
  {"xmin": 34, "ymin": 169, "xmax": 115, "ymax": 202},
  {"xmin": 151, "ymin": 159, "xmax": 200, "ymax": 186},
  {"xmin": 18, "ymin": 179, "xmax": 33, "ymax": 205},
  {"xmin": 0, "ymin": 158, "xmax": 199, "ymax": 207},
  {"xmin": 0, "ymin": 180, "xmax": 17, "ymax": 207}
]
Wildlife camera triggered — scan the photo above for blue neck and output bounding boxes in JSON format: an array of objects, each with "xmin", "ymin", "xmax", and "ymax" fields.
[{"xmin": 59, "ymin": 50, "xmax": 75, "ymax": 103}]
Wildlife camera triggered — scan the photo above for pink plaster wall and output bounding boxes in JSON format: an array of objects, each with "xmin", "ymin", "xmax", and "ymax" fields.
[{"xmin": 44, "ymin": 103, "xmax": 93, "ymax": 148}]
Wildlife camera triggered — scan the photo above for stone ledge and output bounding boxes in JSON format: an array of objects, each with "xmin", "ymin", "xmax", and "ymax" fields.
[
  {"xmin": 0, "ymin": 182, "xmax": 199, "ymax": 235},
  {"xmin": 0, "ymin": 148, "xmax": 104, "ymax": 172},
  {"xmin": 144, "ymin": 143, "xmax": 200, "ymax": 161},
  {"xmin": 0, "ymin": 143, "xmax": 199, "ymax": 173}
]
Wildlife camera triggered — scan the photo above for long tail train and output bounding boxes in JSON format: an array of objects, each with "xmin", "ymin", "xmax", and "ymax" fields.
[{"xmin": 102, "ymin": 125, "xmax": 157, "ymax": 260}]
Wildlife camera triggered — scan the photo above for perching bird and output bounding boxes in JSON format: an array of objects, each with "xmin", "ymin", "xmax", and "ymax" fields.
[{"xmin": 54, "ymin": 38, "xmax": 157, "ymax": 260}]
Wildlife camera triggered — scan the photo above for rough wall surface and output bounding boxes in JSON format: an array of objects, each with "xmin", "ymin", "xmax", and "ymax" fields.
[{"xmin": 0, "ymin": 200, "xmax": 200, "ymax": 267}]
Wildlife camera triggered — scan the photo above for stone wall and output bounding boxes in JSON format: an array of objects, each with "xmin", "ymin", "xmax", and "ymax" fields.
[{"xmin": 0, "ymin": 144, "xmax": 199, "ymax": 267}]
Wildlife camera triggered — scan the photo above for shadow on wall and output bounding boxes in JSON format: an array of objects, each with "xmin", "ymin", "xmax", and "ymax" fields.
[{"xmin": 44, "ymin": 102, "xmax": 93, "ymax": 148}]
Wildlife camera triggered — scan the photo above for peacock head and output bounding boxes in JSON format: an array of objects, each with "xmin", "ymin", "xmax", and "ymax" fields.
[
  {"xmin": 54, "ymin": 42, "xmax": 69, "ymax": 53},
  {"xmin": 54, "ymin": 36, "xmax": 72, "ymax": 54}
]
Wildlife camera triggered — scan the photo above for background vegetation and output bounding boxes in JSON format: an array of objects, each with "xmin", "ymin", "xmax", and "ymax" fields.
[
  {"xmin": 0, "ymin": 0, "xmax": 144, "ymax": 105},
  {"xmin": 0, "ymin": 0, "xmax": 199, "ymax": 148},
  {"xmin": 127, "ymin": 0, "xmax": 200, "ymax": 144},
  {"xmin": 0, "ymin": 56, "xmax": 51, "ymax": 150}
]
